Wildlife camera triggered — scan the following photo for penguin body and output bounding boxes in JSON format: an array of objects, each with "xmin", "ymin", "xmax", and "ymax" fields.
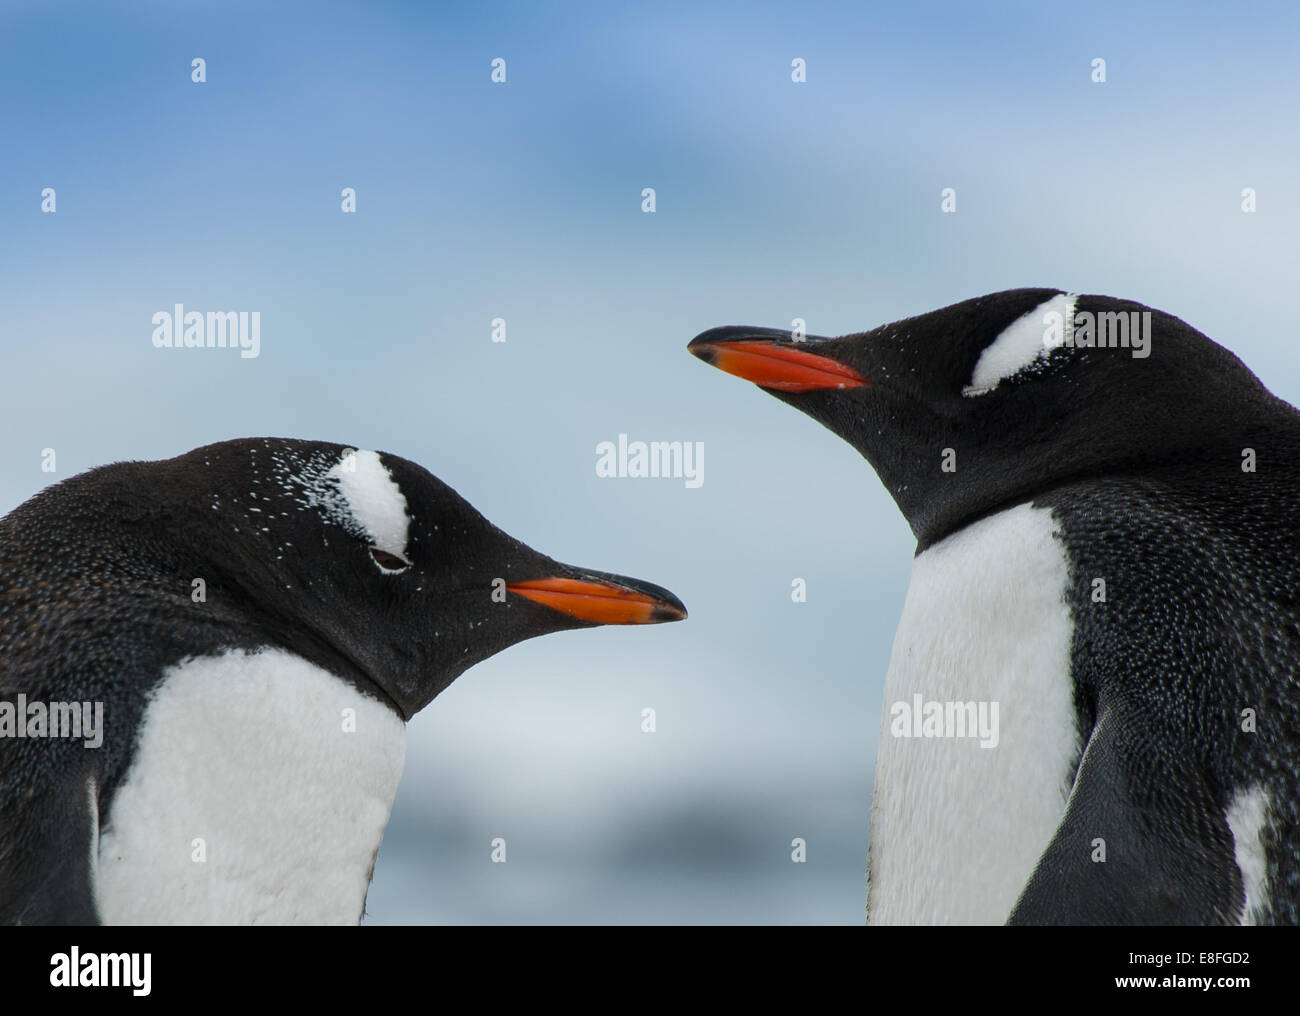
[
  {"xmin": 869, "ymin": 502, "xmax": 1076, "ymax": 924},
  {"xmin": 690, "ymin": 289, "xmax": 1300, "ymax": 924},
  {"xmin": 0, "ymin": 438, "xmax": 685, "ymax": 924},
  {"xmin": 96, "ymin": 648, "xmax": 406, "ymax": 925}
]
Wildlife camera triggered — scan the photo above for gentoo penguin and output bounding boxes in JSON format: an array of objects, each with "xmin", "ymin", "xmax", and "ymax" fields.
[
  {"xmin": 0, "ymin": 438, "xmax": 686, "ymax": 925},
  {"xmin": 689, "ymin": 289, "xmax": 1300, "ymax": 925}
]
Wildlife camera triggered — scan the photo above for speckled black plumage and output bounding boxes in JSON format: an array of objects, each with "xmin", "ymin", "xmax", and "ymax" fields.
[
  {"xmin": 1022, "ymin": 462, "xmax": 1300, "ymax": 924},
  {"xmin": 0, "ymin": 438, "xmax": 682, "ymax": 924},
  {"xmin": 692, "ymin": 289, "xmax": 1300, "ymax": 925}
]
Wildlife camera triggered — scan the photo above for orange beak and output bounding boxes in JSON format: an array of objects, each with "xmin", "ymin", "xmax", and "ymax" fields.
[
  {"xmin": 688, "ymin": 330, "xmax": 868, "ymax": 393},
  {"xmin": 506, "ymin": 576, "xmax": 687, "ymax": 625}
]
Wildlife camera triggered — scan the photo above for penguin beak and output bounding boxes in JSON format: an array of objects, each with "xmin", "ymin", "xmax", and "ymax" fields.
[
  {"xmin": 507, "ymin": 570, "xmax": 687, "ymax": 625},
  {"xmin": 688, "ymin": 326, "xmax": 868, "ymax": 393}
]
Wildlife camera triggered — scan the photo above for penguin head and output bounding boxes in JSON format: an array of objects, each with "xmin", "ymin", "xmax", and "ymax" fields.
[
  {"xmin": 154, "ymin": 438, "xmax": 686, "ymax": 718},
  {"xmin": 689, "ymin": 288, "xmax": 1282, "ymax": 547}
]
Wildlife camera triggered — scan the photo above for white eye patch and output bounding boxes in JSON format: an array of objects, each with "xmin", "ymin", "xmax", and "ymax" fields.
[
  {"xmin": 327, "ymin": 449, "xmax": 412, "ymax": 563},
  {"xmin": 962, "ymin": 293, "xmax": 1077, "ymax": 397}
]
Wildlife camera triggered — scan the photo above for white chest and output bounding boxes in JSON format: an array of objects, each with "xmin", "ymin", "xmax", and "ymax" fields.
[
  {"xmin": 867, "ymin": 503, "xmax": 1080, "ymax": 925},
  {"xmin": 95, "ymin": 648, "xmax": 407, "ymax": 925}
]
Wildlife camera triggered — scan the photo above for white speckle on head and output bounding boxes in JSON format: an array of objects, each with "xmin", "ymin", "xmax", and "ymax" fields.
[
  {"xmin": 962, "ymin": 293, "xmax": 1076, "ymax": 397},
  {"xmin": 328, "ymin": 450, "xmax": 411, "ymax": 559},
  {"xmin": 1225, "ymin": 785, "xmax": 1270, "ymax": 925},
  {"xmin": 269, "ymin": 446, "xmax": 413, "ymax": 563}
]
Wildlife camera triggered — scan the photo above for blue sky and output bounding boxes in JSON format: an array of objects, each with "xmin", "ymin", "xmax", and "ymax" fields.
[{"xmin": 3, "ymin": 0, "xmax": 1298, "ymax": 922}]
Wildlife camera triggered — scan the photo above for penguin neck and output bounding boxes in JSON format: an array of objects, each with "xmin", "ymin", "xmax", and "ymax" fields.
[{"xmin": 95, "ymin": 647, "xmax": 407, "ymax": 925}]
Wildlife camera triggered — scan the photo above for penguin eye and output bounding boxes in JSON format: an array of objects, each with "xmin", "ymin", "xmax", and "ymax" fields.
[{"xmin": 368, "ymin": 547, "xmax": 411, "ymax": 573}]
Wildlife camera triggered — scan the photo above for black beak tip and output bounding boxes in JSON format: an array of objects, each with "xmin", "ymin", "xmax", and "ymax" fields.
[
  {"xmin": 624, "ymin": 577, "xmax": 688, "ymax": 622},
  {"xmin": 687, "ymin": 339, "xmax": 718, "ymax": 366},
  {"xmin": 688, "ymin": 325, "xmax": 780, "ymax": 350},
  {"xmin": 652, "ymin": 598, "xmax": 688, "ymax": 623}
]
